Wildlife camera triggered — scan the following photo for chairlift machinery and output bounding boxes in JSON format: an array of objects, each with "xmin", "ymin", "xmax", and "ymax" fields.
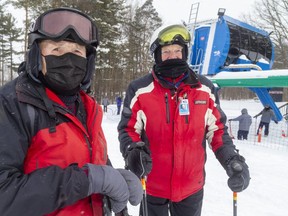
[{"xmin": 187, "ymin": 7, "xmax": 287, "ymax": 121}]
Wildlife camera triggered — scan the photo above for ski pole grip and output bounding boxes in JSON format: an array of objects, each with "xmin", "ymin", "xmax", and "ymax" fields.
[{"xmin": 141, "ymin": 177, "xmax": 146, "ymax": 190}]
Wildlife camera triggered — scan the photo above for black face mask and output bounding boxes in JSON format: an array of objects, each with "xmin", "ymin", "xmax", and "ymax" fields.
[
  {"xmin": 154, "ymin": 59, "xmax": 189, "ymax": 78},
  {"xmin": 40, "ymin": 53, "xmax": 87, "ymax": 95}
]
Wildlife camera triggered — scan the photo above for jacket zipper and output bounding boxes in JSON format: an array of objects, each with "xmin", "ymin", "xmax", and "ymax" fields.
[{"xmin": 165, "ymin": 93, "xmax": 170, "ymax": 123}]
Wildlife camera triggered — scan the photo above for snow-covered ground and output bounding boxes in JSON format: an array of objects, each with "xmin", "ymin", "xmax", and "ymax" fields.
[{"xmin": 102, "ymin": 100, "xmax": 288, "ymax": 216}]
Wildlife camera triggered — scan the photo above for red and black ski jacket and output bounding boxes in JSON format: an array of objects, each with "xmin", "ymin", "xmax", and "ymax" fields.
[
  {"xmin": 0, "ymin": 72, "xmax": 108, "ymax": 216},
  {"xmin": 118, "ymin": 68, "xmax": 236, "ymax": 202}
]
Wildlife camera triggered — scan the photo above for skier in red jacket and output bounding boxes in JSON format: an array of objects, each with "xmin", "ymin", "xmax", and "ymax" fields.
[
  {"xmin": 118, "ymin": 24, "xmax": 250, "ymax": 216},
  {"xmin": 0, "ymin": 7, "xmax": 142, "ymax": 216}
]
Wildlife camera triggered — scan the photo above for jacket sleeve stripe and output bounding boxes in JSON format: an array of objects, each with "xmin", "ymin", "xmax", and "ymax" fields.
[
  {"xmin": 130, "ymin": 82, "xmax": 154, "ymax": 109},
  {"xmin": 198, "ymin": 83, "xmax": 231, "ymax": 152},
  {"xmin": 135, "ymin": 110, "xmax": 147, "ymax": 134}
]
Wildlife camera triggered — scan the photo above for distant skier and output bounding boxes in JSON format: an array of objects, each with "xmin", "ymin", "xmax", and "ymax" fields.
[
  {"xmin": 255, "ymin": 104, "xmax": 278, "ymax": 136},
  {"xmin": 102, "ymin": 96, "xmax": 109, "ymax": 112},
  {"xmin": 229, "ymin": 108, "xmax": 252, "ymax": 140},
  {"xmin": 116, "ymin": 96, "xmax": 122, "ymax": 115}
]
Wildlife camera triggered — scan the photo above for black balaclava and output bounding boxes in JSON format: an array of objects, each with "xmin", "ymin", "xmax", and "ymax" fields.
[{"xmin": 153, "ymin": 43, "xmax": 189, "ymax": 79}]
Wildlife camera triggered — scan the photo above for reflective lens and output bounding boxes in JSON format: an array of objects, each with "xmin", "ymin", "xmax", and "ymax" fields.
[
  {"xmin": 42, "ymin": 11, "xmax": 92, "ymax": 41},
  {"xmin": 158, "ymin": 25, "xmax": 191, "ymax": 45},
  {"xmin": 32, "ymin": 8, "xmax": 98, "ymax": 46}
]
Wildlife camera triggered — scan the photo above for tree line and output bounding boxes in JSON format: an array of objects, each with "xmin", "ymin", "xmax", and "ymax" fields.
[{"xmin": 1, "ymin": 0, "xmax": 288, "ymax": 103}]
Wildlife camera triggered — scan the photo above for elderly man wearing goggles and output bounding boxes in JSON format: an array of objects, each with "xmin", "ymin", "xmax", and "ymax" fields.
[
  {"xmin": 118, "ymin": 24, "xmax": 250, "ymax": 216},
  {"xmin": 0, "ymin": 7, "xmax": 142, "ymax": 216}
]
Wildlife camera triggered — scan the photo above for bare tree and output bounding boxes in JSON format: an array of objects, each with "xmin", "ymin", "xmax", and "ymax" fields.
[{"xmin": 245, "ymin": 0, "xmax": 288, "ymax": 69}]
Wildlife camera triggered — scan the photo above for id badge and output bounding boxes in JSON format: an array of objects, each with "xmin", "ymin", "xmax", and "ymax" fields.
[{"xmin": 179, "ymin": 99, "xmax": 189, "ymax": 116}]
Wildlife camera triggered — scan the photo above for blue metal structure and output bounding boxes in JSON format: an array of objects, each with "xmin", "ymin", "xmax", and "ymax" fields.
[{"xmin": 189, "ymin": 14, "xmax": 283, "ymax": 121}]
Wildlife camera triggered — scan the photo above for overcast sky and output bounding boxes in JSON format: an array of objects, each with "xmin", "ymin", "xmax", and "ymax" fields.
[
  {"xmin": 11, "ymin": 1, "xmax": 258, "ymax": 27},
  {"xmin": 151, "ymin": 0, "xmax": 257, "ymax": 24}
]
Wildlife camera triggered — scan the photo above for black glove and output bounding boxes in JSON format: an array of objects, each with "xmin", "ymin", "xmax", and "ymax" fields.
[
  {"xmin": 274, "ymin": 120, "xmax": 278, "ymax": 124},
  {"xmin": 84, "ymin": 164, "xmax": 142, "ymax": 213},
  {"xmin": 226, "ymin": 155, "xmax": 250, "ymax": 192},
  {"xmin": 125, "ymin": 142, "xmax": 152, "ymax": 178}
]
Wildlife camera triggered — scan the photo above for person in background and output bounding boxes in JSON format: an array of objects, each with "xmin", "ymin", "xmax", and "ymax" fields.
[
  {"xmin": 0, "ymin": 7, "xmax": 142, "ymax": 216},
  {"xmin": 116, "ymin": 96, "xmax": 122, "ymax": 115},
  {"xmin": 118, "ymin": 24, "xmax": 250, "ymax": 216},
  {"xmin": 229, "ymin": 108, "xmax": 252, "ymax": 140},
  {"xmin": 255, "ymin": 104, "xmax": 278, "ymax": 137},
  {"xmin": 102, "ymin": 96, "xmax": 109, "ymax": 112}
]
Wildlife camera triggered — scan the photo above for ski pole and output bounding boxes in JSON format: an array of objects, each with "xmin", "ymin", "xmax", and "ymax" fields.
[
  {"xmin": 231, "ymin": 162, "xmax": 242, "ymax": 216},
  {"xmin": 229, "ymin": 121, "xmax": 235, "ymax": 139},
  {"xmin": 141, "ymin": 177, "xmax": 148, "ymax": 216},
  {"xmin": 233, "ymin": 191, "xmax": 237, "ymax": 216}
]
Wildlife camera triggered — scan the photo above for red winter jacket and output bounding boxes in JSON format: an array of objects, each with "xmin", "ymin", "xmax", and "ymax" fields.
[
  {"xmin": 118, "ymin": 69, "xmax": 234, "ymax": 202},
  {"xmin": 0, "ymin": 73, "xmax": 107, "ymax": 216}
]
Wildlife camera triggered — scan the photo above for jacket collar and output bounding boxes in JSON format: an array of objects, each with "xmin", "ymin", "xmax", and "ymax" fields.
[{"xmin": 152, "ymin": 67, "xmax": 200, "ymax": 89}]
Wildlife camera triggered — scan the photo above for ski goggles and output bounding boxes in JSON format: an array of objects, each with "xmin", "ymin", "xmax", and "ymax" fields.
[
  {"xmin": 30, "ymin": 8, "xmax": 99, "ymax": 47},
  {"xmin": 158, "ymin": 25, "xmax": 191, "ymax": 46}
]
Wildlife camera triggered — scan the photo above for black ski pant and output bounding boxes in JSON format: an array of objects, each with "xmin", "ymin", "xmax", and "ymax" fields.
[
  {"xmin": 139, "ymin": 189, "xmax": 203, "ymax": 216},
  {"xmin": 117, "ymin": 106, "xmax": 121, "ymax": 115},
  {"xmin": 103, "ymin": 105, "xmax": 108, "ymax": 112},
  {"xmin": 237, "ymin": 130, "xmax": 249, "ymax": 140},
  {"xmin": 257, "ymin": 121, "xmax": 270, "ymax": 136}
]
